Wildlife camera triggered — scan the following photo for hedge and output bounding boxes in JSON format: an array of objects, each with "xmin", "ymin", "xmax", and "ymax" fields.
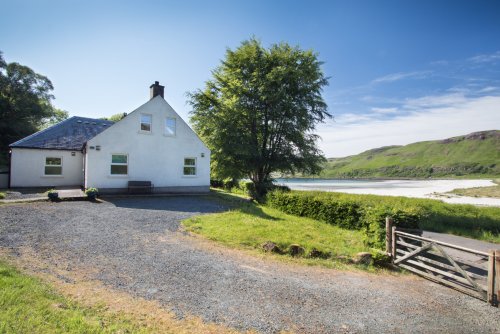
[{"xmin": 266, "ymin": 190, "xmax": 423, "ymax": 249}]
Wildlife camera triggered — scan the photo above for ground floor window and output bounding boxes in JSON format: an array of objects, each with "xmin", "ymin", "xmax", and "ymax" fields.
[
  {"xmin": 111, "ymin": 154, "xmax": 128, "ymax": 175},
  {"xmin": 183, "ymin": 157, "xmax": 196, "ymax": 176},
  {"xmin": 45, "ymin": 157, "xmax": 62, "ymax": 175}
]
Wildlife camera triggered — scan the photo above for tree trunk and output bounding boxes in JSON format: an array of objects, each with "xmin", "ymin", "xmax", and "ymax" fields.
[{"xmin": 251, "ymin": 169, "xmax": 271, "ymax": 199}]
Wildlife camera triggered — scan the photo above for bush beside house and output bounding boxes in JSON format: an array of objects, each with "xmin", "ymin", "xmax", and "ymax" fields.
[{"xmin": 266, "ymin": 190, "xmax": 423, "ymax": 249}]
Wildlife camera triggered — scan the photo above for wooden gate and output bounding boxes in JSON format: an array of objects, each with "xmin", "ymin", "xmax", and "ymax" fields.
[{"xmin": 385, "ymin": 218, "xmax": 500, "ymax": 306}]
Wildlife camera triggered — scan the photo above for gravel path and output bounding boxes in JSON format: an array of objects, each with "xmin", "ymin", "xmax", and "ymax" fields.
[
  {"xmin": 2, "ymin": 189, "xmax": 46, "ymax": 200},
  {"xmin": 0, "ymin": 197, "xmax": 499, "ymax": 333}
]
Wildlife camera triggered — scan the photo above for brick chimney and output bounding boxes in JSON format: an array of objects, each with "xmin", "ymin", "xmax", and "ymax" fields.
[{"xmin": 150, "ymin": 81, "xmax": 164, "ymax": 99}]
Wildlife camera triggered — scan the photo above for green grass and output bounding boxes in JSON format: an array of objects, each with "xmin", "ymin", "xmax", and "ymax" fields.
[
  {"xmin": 417, "ymin": 199, "xmax": 500, "ymax": 243},
  {"xmin": 0, "ymin": 192, "xmax": 5, "ymax": 199},
  {"xmin": 320, "ymin": 130, "xmax": 500, "ymax": 178},
  {"xmin": 450, "ymin": 185, "xmax": 500, "ymax": 198},
  {"xmin": 183, "ymin": 197, "xmax": 370, "ymax": 268},
  {"xmin": 0, "ymin": 260, "xmax": 153, "ymax": 333},
  {"xmin": 449, "ymin": 179, "xmax": 500, "ymax": 198}
]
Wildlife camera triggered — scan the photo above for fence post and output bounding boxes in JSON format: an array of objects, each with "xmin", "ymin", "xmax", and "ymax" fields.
[
  {"xmin": 496, "ymin": 250, "xmax": 500, "ymax": 307},
  {"xmin": 487, "ymin": 250, "xmax": 495, "ymax": 305},
  {"xmin": 391, "ymin": 226, "xmax": 397, "ymax": 262},
  {"xmin": 386, "ymin": 216, "xmax": 393, "ymax": 256}
]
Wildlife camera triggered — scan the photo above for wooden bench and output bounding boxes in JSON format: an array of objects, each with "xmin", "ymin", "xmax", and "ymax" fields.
[{"xmin": 128, "ymin": 181, "xmax": 153, "ymax": 194}]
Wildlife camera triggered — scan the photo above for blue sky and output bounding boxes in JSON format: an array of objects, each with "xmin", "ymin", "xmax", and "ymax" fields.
[{"xmin": 1, "ymin": 0, "xmax": 499, "ymax": 157}]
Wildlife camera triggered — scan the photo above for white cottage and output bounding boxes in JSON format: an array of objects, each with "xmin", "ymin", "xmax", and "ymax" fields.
[{"xmin": 9, "ymin": 82, "xmax": 210, "ymax": 193}]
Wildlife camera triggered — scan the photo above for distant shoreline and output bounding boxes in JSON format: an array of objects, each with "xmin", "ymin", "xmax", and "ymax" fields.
[
  {"xmin": 275, "ymin": 178, "xmax": 499, "ymax": 207},
  {"xmin": 275, "ymin": 176, "xmax": 499, "ymax": 181}
]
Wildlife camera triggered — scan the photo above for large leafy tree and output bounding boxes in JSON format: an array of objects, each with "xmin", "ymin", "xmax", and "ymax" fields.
[
  {"xmin": 101, "ymin": 112, "xmax": 127, "ymax": 122},
  {"xmin": 0, "ymin": 51, "xmax": 66, "ymax": 165},
  {"xmin": 189, "ymin": 38, "xmax": 330, "ymax": 196},
  {"xmin": 40, "ymin": 108, "xmax": 70, "ymax": 129}
]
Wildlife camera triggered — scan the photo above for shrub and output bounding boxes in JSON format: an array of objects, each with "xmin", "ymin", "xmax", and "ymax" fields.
[
  {"xmin": 266, "ymin": 190, "xmax": 362, "ymax": 229},
  {"xmin": 85, "ymin": 187, "xmax": 99, "ymax": 200},
  {"xmin": 47, "ymin": 189, "xmax": 59, "ymax": 201},
  {"xmin": 266, "ymin": 190, "xmax": 425, "ymax": 249},
  {"xmin": 223, "ymin": 178, "xmax": 238, "ymax": 190},
  {"xmin": 361, "ymin": 205, "xmax": 424, "ymax": 249},
  {"xmin": 210, "ymin": 179, "xmax": 224, "ymax": 188},
  {"xmin": 238, "ymin": 180, "xmax": 257, "ymax": 198},
  {"xmin": 272, "ymin": 184, "xmax": 291, "ymax": 192},
  {"xmin": 0, "ymin": 192, "xmax": 5, "ymax": 199}
]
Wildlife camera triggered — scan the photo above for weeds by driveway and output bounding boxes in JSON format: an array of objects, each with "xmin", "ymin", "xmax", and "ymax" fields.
[{"xmin": 0, "ymin": 197, "xmax": 499, "ymax": 333}]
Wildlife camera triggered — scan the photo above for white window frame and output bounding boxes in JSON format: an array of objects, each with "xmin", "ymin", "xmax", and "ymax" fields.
[
  {"xmin": 183, "ymin": 157, "xmax": 197, "ymax": 176},
  {"xmin": 110, "ymin": 153, "xmax": 128, "ymax": 176},
  {"xmin": 140, "ymin": 114, "xmax": 152, "ymax": 133},
  {"xmin": 44, "ymin": 156, "xmax": 63, "ymax": 176},
  {"xmin": 164, "ymin": 117, "xmax": 176, "ymax": 137}
]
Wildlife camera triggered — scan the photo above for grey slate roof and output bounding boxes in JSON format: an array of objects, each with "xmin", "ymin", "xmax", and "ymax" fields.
[{"xmin": 10, "ymin": 116, "xmax": 114, "ymax": 150}]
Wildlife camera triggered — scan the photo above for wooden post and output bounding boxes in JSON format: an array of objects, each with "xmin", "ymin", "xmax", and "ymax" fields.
[
  {"xmin": 386, "ymin": 216, "xmax": 393, "ymax": 256},
  {"xmin": 487, "ymin": 250, "xmax": 496, "ymax": 306},
  {"xmin": 496, "ymin": 250, "xmax": 500, "ymax": 307},
  {"xmin": 391, "ymin": 226, "xmax": 397, "ymax": 262}
]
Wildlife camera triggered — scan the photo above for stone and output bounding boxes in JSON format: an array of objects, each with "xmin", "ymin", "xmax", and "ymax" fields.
[
  {"xmin": 288, "ymin": 244, "xmax": 305, "ymax": 257},
  {"xmin": 353, "ymin": 252, "xmax": 373, "ymax": 265},
  {"xmin": 308, "ymin": 248, "xmax": 329, "ymax": 259},
  {"xmin": 261, "ymin": 241, "xmax": 282, "ymax": 254}
]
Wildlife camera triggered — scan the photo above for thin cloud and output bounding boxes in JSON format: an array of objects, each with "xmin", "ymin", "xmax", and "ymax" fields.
[
  {"xmin": 371, "ymin": 70, "xmax": 431, "ymax": 84},
  {"xmin": 335, "ymin": 113, "xmax": 374, "ymax": 124},
  {"xmin": 478, "ymin": 86, "xmax": 498, "ymax": 93},
  {"xmin": 468, "ymin": 51, "xmax": 500, "ymax": 63},
  {"xmin": 403, "ymin": 93, "xmax": 467, "ymax": 109},
  {"xmin": 371, "ymin": 107, "xmax": 398, "ymax": 114}
]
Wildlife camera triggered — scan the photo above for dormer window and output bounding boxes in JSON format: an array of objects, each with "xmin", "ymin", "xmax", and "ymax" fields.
[
  {"xmin": 165, "ymin": 117, "xmax": 176, "ymax": 136},
  {"xmin": 140, "ymin": 114, "xmax": 152, "ymax": 132}
]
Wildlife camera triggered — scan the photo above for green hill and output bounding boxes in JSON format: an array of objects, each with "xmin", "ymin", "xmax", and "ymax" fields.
[{"xmin": 321, "ymin": 130, "xmax": 500, "ymax": 178}]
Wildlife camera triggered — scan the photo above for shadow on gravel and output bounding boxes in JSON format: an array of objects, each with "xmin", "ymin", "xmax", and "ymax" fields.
[{"xmin": 103, "ymin": 195, "xmax": 230, "ymax": 214}]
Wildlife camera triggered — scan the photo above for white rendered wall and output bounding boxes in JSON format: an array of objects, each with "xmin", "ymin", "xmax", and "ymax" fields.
[
  {"xmin": 85, "ymin": 96, "xmax": 210, "ymax": 191},
  {"xmin": 10, "ymin": 148, "xmax": 83, "ymax": 187}
]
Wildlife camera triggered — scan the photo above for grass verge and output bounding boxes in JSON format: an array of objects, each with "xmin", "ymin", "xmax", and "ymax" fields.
[
  {"xmin": 0, "ymin": 259, "xmax": 241, "ymax": 334},
  {"xmin": 0, "ymin": 260, "xmax": 152, "ymax": 333},
  {"xmin": 183, "ymin": 196, "xmax": 376, "ymax": 270}
]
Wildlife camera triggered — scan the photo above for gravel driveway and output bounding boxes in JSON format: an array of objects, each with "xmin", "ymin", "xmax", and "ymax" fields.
[{"xmin": 0, "ymin": 196, "xmax": 499, "ymax": 333}]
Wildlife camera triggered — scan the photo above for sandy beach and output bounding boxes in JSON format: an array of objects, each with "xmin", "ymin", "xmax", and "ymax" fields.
[{"xmin": 276, "ymin": 179, "xmax": 500, "ymax": 206}]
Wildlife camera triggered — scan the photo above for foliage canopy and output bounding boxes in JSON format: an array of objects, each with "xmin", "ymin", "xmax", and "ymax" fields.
[
  {"xmin": 0, "ymin": 51, "xmax": 68, "ymax": 165},
  {"xmin": 189, "ymin": 39, "xmax": 330, "ymax": 195},
  {"xmin": 101, "ymin": 112, "xmax": 127, "ymax": 122}
]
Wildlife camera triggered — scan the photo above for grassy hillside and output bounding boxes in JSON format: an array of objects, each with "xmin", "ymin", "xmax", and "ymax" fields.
[{"xmin": 321, "ymin": 130, "xmax": 500, "ymax": 178}]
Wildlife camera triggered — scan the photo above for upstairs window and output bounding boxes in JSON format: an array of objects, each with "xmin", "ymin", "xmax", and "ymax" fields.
[
  {"xmin": 111, "ymin": 154, "xmax": 128, "ymax": 175},
  {"xmin": 45, "ymin": 157, "xmax": 62, "ymax": 175},
  {"xmin": 165, "ymin": 117, "xmax": 176, "ymax": 136},
  {"xmin": 140, "ymin": 114, "xmax": 152, "ymax": 132},
  {"xmin": 183, "ymin": 157, "xmax": 196, "ymax": 176}
]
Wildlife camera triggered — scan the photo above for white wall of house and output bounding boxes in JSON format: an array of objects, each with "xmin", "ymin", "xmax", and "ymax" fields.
[
  {"xmin": 85, "ymin": 96, "xmax": 210, "ymax": 192},
  {"xmin": 10, "ymin": 148, "xmax": 84, "ymax": 187}
]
